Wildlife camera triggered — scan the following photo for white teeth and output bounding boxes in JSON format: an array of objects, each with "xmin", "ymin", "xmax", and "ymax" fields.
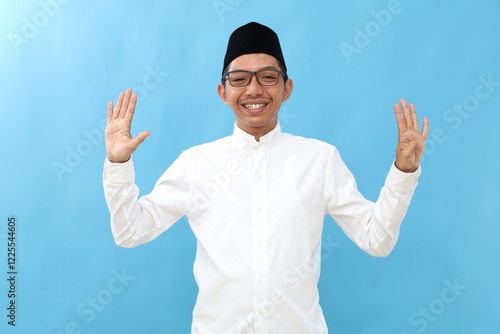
[{"xmin": 244, "ymin": 103, "xmax": 266, "ymax": 109}]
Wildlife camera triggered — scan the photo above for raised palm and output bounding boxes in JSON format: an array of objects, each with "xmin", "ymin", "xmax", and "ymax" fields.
[
  {"xmin": 105, "ymin": 88, "xmax": 150, "ymax": 163},
  {"xmin": 394, "ymin": 99, "xmax": 429, "ymax": 173}
]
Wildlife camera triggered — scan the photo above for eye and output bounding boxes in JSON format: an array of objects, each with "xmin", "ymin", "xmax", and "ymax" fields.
[
  {"xmin": 259, "ymin": 71, "xmax": 279, "ymax": 84},
  {"xmin": 228, "ymin": 72, "xmax": 250, "ymax": 86}
]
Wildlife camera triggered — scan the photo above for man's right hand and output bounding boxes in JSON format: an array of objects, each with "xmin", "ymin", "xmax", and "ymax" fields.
[{"xmin": 105, "ymin": 88, "xmax": 150, "ymax": 163}]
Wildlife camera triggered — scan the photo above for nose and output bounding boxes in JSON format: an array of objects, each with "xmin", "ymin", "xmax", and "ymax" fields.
[{"xmin": 245, "ymin": 74, "xmax": 264, "ymax": 96}]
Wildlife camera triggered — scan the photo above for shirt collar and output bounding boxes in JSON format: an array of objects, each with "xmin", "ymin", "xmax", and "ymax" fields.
[{"xmin": 232, "ymin": 121, "xmax": 282, "ymax": 149}]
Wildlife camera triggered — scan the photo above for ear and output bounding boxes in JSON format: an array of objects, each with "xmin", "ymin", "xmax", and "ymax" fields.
[
  {"xmin": 217, "ymin": 83, "xmax": 229, "ymax": 104},
  {"xmin": 282, "ymin": 78, "xmax": 293, "ymax": 102}
]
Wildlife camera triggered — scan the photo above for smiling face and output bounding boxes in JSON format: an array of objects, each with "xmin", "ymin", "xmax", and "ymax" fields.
[{"xmin": 217, "ymin": 53, "xmax": 293, "ymax": 140}]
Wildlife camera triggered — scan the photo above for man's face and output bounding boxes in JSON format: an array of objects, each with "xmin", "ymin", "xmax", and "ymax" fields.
[{"xmin": 217, "ymin": 53, "xmax": 293, "ymax": 139}]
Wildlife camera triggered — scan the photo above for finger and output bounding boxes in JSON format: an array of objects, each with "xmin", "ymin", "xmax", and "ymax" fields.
[
  {"xmin": 124, "ymin": 93, "xmax": 138, "ymax": 124},
  {"xmin": 406, "ymin": 140, "xmax": 418, "ymax": 154},
  {"xmin": 137, "ymin": 130, "xmax": 151, "ymax": 142},
  {"xmin": 400, "ymin": 99, "xmax": 413, "ymax": 130},
  {"xmin": 107, "ymin": 101, "xmax": 113, "ymax": 124},
  {"xmin": 118, "ymin": 88, "xmax": 133, "ymax": 119},
  {"xmin": 130, "ymin": 131, "xmax": 151, "ymax": 150},
  {"xmin": 399, "ymin": 140, "xmax": 418, "ymax": 161},
  {"xmin": 421, "ymin": 117, "xmax": 429, "ymax": 140},
  {"xmin": 113, "ymin": 92, "xmax": 125, "ymax": 120},
  {"xmin": 410, "ymin": 103, "xmax": 419, "ymax": 132},
  {"xmin": 394, "ymin": 102, "xmax": 406, "ymax": 134}
]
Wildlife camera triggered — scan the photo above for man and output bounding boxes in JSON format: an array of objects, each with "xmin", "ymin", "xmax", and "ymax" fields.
[{"xmin": 103, "ymin": 22, "xmax": 428, "ymax": 333}]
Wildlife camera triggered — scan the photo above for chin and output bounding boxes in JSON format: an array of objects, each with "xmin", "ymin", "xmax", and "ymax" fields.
[{"xmin": 240, "ymin": 117, "xmax": 277, "ymax": 128}]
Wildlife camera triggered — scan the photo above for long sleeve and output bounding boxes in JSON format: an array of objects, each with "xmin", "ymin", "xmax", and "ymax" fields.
[
  {"xmin": 101, "ymin": 124, "xmax": 422, "ymax": 333},
  {"xmin": 324, "ymin": 148, "xmax": 420, "ymax": 257},
  {"xmin": 102, "ymin": 154, "xmax": 190, "ymax": 248}
]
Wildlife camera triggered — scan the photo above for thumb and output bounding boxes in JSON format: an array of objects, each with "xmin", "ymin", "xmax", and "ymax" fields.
[
  {"xmin": 137, "ymin": 130, "xmax": 151, "ymax": 142},
  {"xmin": 130, "ymin": 131, "xmax": 151, "ymax": 150},
  {"xmin": 402, "ymin": 140, "xmax": 418, "ymax": 155}
]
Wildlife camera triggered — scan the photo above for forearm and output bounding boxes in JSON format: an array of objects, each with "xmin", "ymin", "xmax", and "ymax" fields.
[
  {"xmin": 328, "ymin": 155, "xmax": 420, "ymax": 257},
  {"xmin": 363, "ymin": 162, "xmax": 420, "ymax": 256},
  {"xmin": 102, "ymin": 157, "xmax": 164, "ymax": 248}
]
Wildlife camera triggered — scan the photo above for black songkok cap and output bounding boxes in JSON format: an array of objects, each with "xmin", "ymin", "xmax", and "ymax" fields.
[{"xmin": 222, "ymin": 22, "xmax": 287, "ymax": 75}]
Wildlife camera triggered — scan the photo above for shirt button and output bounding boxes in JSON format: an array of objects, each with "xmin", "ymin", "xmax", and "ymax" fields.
[
  {"xmin": 258, "ymin": 241, "xmax": 263, "ymax": 247},
  {"xmin": 258, "ymin": 275, "xmax": 264, "ymax": 282},
  {"xmin": 256, "ymin": 174, "xmax": 262, "ymax": 179},
  {"xmin": 256, "ymin": 206, "xmax": 262, "ymax": 212}
]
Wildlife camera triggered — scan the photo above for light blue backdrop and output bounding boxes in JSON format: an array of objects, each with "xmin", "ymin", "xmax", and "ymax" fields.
[{"xmin": 1, "ymin": 0, "xmax": 499, "ymax": 333}]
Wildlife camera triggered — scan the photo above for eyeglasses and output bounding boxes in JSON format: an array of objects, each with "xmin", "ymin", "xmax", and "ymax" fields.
[{"xmin": 223, "ymin": 69, "xmax": 287, "ymax": 87}]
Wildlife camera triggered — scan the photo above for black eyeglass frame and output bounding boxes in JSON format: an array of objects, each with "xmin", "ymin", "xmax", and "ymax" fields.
[{"xmin": 221, "ymin": 69, "xmax": 288, "ymax": 87}]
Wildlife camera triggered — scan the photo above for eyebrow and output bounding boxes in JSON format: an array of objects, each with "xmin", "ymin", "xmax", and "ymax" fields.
[{"xmin": 259, "ymin": 66, "xmax": 279, "ymax": 71}]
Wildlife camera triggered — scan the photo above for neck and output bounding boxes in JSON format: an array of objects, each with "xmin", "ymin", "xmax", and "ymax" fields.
[{"xmin": 236, "ymin": 119, "xmax": 277, "ymax": 141}]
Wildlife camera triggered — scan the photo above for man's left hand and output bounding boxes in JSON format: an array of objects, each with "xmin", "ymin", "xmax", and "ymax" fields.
[{"xmin": 394, "ymin": 99, "xmax": 429, "ymax": 173}]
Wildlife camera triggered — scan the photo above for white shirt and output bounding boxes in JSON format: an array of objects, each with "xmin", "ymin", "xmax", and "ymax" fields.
[{"xmin": 102, "ymin": 122, "xmax": 420, "ymax": 334}]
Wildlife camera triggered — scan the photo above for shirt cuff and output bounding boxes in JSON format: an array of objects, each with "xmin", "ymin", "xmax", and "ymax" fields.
[
  {"xmin": 385, "ymin": 161, "xmax": 421, "ymax": 193},
  {"xmin": 103, "ymin": 156, "xmax": 136, "ymax": 184}
]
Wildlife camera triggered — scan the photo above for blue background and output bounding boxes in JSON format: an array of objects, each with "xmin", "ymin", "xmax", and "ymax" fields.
[{"xmin": 1, "ymin": 0, "xmax": 499, "ymax": 333}]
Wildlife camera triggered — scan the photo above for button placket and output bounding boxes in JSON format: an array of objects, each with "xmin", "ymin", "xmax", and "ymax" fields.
[{"xmin": 250, "ymin": 142, "xmax": 269, "ymax": 333}]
